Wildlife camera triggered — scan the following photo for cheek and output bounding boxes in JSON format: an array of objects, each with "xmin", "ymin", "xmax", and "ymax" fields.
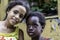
[
  {"xmin": 37, "ymin": 27, "xmax": 42, "ymax": 33},
  {"xmin": 33, "ymin": 28, "xmax": 38, "ymax": 34},
  {"xmin": 7, "ymin": 15, "xmax": 12, "ymax": 20},
  {"xmin": 7, "ymin": 13, "xmax": 14, "ymax": 22},
  {"xmin": 8, "ymin": 11, "xmax": 14, "ymax": 15},
  {"xmin": 8, "ymin": 12, "xmax": 14, "ymax": 17}
]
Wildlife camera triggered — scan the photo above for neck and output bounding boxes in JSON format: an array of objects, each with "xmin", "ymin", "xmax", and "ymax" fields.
[
  {"xmin": 32, "ymin": 35, "xmax": 41, "ymax": 40},
  {"xmin": 4, "ymin": 19, "xmax": 14, "ymax": 29}
]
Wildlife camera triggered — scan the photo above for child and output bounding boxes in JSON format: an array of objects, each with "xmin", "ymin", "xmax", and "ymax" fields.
[
  {"xmin": 26, "ymin": 11, "xmax": 52, "ymax": 40},
  {"xmin": 0, "ymin": 1, "xmax": 29, "ymax": 40}
]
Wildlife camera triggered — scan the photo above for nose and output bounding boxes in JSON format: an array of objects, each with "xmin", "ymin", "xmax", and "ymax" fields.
[
  {"xmin": 29, "ymin": 26, "xmax": 33, "ymax": 30},
  {"xmin": 15, "ymin": 14, "xmax": 20, "ymax": 21},
  {"xmin": 15, "ymin": 15, "xmax": 19, "ymax": 18},
  {"xmin": 28, "ymin": 26, "xmax": 34, "ymax": 32}
]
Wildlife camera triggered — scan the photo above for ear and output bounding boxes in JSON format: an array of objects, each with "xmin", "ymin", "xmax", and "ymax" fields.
[
  {"xmin": 41, "ymin": 26, "xmax": 45, "ymax": 33},
  {"xmin": 41, "ymin": 29, "xmax": 43, "ymax": 33}
]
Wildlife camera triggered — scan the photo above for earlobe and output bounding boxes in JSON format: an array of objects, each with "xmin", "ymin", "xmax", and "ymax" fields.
[{"xmin": 41, "ymin": 29, "xmax": 43, "ymax": 33}]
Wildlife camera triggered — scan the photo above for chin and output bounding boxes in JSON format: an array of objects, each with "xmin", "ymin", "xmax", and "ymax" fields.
[
  {"xmin": 10, "ymin": 23, "xmax": 16, "ymax": 25},
  {"xmin": 29, "ymin": 35, "xmax": 36, "ymax": 38},
  {"xmin": 9, "ymin": 20, "xmax": 19, "ymax": 25},
  {"xmin": 10, "ymin": 22, "xmax": 17, "ymax": 25},
  {"xmin": 28, "ymin": 33, "xmax": 35, "ymax": 37},
  {"xmin": 29, "ymin": 33, "xmax": 39, "ymax": 38},
  {"xmin": 29, "ymin": 35, "xmax": 33, "ymax": 37}
]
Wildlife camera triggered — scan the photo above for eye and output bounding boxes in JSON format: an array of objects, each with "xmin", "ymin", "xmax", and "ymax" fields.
[
  {"xmin": 27, "ymin": 24, "xmax": 31, "ymax": 28},
  {"xmin": 27, "ymin": 23, "xmax": 31, "ymax": 26},
  {"xmin": 13, "ymin": 10, "xmax": 19, "ymax": 14},
  {"xmin": 33, "ymin": 23, "xmax": 38, "ymax": 28},
  {"xmin": 33, "ymin": 23, "xmax": 38, "ymax": 26},
  {"xmin": 19, "ymin": 14, "xmax": 24, "ymax": 18}
]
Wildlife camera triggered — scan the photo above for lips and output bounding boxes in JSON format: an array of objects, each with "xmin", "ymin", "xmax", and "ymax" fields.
[
  {"xmin": 28, "ymin": 31, "xmax": 34, "ymax": 34},
  {"xmin": 29, "ymin": 32, "xmax": 34, "ymax": 33},
  {"xmin": 11, "ymin": 18, "xmax": 18, "ymax": 24},
  {"xmin": 29, "ymin": 32, "xmax": 33, "ymax": 35},
  {"xmin": 28, "ymin": 30, "xmax": 35, "ymax": 33}
]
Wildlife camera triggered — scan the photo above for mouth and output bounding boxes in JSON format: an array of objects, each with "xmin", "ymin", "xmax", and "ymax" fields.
[
  {"xmin": 28, "ymin": 32, "xmax": 34, "ymax": 35},
  {"xmin": 28, "ymin": 30, "xmax": 35, "ymax": 34},
  {"xmin": 28, "ymin": 32, "xmax": 35, "ymax": 37},
  {"xmin": 11, "ymin": 18, "xmax": 18, "ymax": 24},
  {"xmin": 29, "ymin": 32, "xmax": 34, "ymax": 33}
]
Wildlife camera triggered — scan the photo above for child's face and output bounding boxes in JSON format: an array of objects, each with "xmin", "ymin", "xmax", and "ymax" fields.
[
  {"xmin": 6, "ymin": 5, "xmax": 26, "ymax": 25},
  {"xmin": 26, "ymin": 16, "xmax": 42, "ymax": 37}
]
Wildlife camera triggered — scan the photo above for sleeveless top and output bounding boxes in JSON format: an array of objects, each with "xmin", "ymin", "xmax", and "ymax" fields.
[{"xmin": 0, "ymin": 27, "xmax": 19, "ymax": 40}]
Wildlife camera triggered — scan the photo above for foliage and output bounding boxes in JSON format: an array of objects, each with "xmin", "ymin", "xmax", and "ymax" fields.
[{"xmin": 30, "ymin": 0, "xmax": 57, "ymax": 16}]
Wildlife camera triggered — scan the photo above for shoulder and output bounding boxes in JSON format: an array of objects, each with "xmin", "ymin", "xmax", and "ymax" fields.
[
  {"xmin": 44, "ymin": 38, "xmax": 53, "ymax": 40},
  {"xmin": 0, "ymin": 21, "xmax": 4, "ymax": 27},
  {"xmin": 0, "ymin": 21, "xmax": 3, "ymax": 24},
  {"xmin": 40, "ymin": 37, "xmax": 53, "ymax": 40}
]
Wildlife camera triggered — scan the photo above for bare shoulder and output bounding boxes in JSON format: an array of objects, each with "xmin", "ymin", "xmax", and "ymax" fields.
[
  {"xmin": 44, "ymin": 38, "xmax": 53, "ymax": 40},
  {"xmin": 0, "ymin": 21, "xmax": 4, "ymax": 28},
  {"xmin": 0, "ymin": 21, "xmax": 4, "ymax": 25}
]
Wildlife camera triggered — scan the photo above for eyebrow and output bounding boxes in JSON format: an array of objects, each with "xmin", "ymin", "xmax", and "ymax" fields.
[{"xmin": 14, "ymin": 10, "xmax": 19, "ymax": 13}]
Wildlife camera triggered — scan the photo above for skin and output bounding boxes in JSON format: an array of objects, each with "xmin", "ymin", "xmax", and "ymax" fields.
[
  {"xmin": 6, "ymin": 5, "xmax": 26, "ymax": 25},
  {"xmin": 0, "ymin": 5, "xmax": 26, "ymax": 33},
  {"xmin": 26, "ymin": 16, "xmax": 42, "ymax": 38},
  {"xmin": 26, "ymin": 16, "xmax": 51, "ymax": 40}
]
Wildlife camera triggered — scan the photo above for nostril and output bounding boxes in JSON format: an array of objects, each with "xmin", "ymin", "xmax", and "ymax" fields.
[
  {"xmin": 28, "ymin": 28, "xmax": 33, "ymax": 32},
  {"xmin": 30, "ymin": 26, "xmax": 33, "ymax": 29},
  {"xmin": 29, "ymin": 29, "xmax": 33, "ymax": 31}
]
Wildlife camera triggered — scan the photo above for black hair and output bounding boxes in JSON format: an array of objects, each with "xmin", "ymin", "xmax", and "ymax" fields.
[
  {"xmin": 4, "ymin": 1, "xmax": 30, "ymax": 21},
  {"xmin": 26, "ymin": 11, "xmax": 46, "ymax": 29}
]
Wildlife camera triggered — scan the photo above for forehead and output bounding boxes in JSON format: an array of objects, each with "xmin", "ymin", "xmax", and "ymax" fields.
[
  {"xmin": 29, "ymin": 16, "xmax": 39, "ymax": 22},
  {"xmin": 11, "ymin": 5, "xmax": 26, "ymax": 14}
]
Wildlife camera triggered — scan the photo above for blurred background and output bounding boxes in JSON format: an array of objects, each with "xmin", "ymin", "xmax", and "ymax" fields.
[{"xmin": 0, "ymin": 0, "xmax": 60, "ymax": 40}]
